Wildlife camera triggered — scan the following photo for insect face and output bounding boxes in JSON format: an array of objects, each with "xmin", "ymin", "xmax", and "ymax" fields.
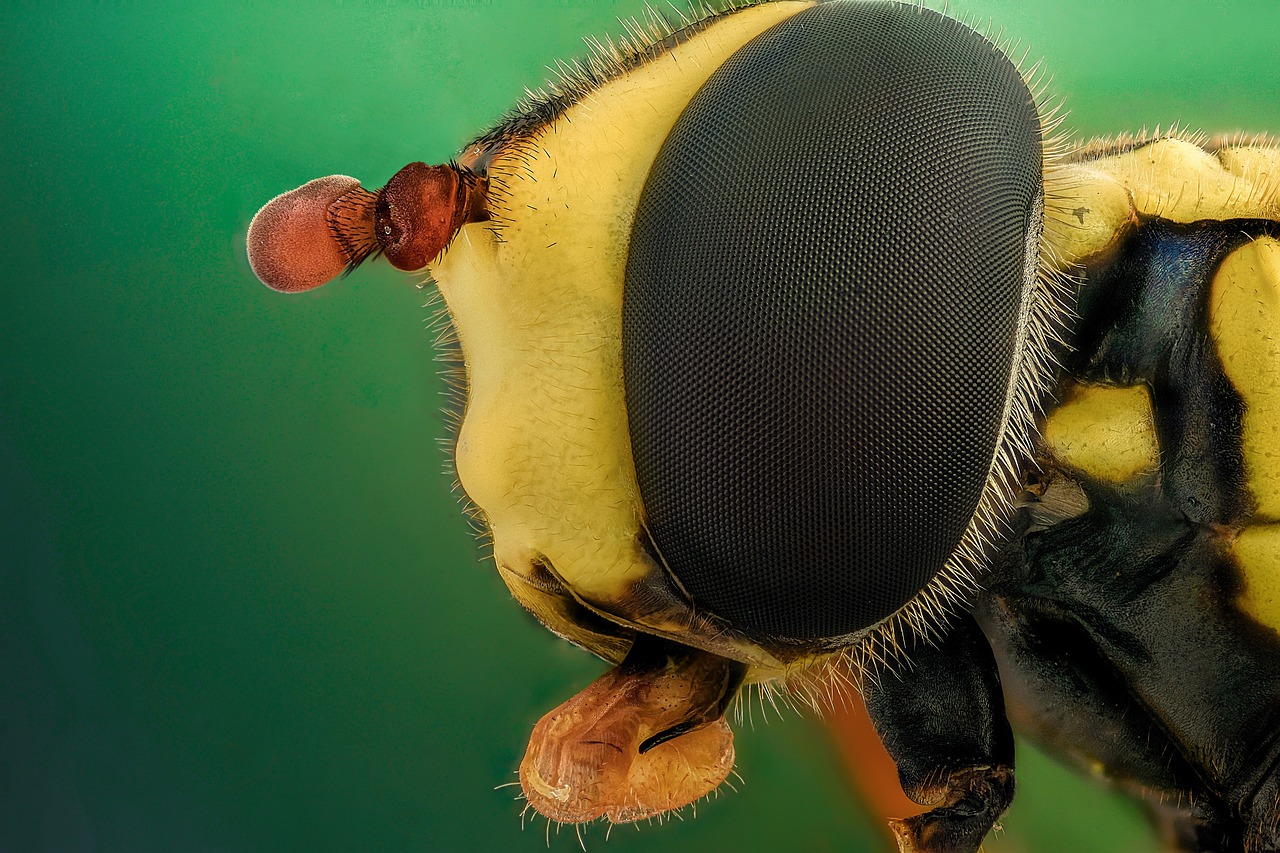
[
  {"xmin": 246, "ymin": 0, "xmax": 1063, "ymax": 825},
  {"xmin": 246, "ymin": 2, "xmax": 1280, "ymax": 849},
  {"xmin": 248, "ymin": 0, "xmax": 1054, "ymax": 663}
]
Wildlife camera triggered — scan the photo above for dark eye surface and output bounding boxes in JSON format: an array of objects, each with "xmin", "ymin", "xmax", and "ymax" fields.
[{"xmin": 623, "ymin": 1, "xmax": 1043, "ymax": 641}]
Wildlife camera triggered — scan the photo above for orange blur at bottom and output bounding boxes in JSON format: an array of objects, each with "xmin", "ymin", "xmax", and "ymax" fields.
[{"xmin": 825, "ymin": 692, "xmax": 927, "ymax": 845}]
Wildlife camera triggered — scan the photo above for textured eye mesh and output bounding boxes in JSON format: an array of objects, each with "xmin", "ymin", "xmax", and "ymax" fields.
[{"xmin": 623, "ymin": 2, "xmax": 1042, "ymax": 641}]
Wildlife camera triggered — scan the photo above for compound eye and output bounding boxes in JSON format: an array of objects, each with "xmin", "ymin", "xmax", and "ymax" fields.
[{"xmin": 623, "ymin": 3, "xmax": 1044, "ymax": 641}]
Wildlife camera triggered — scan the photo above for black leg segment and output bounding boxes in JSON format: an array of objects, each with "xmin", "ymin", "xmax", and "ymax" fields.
[{"xmin": 864, "ymin": 613, "xmax": 1015, "ymax": 853}]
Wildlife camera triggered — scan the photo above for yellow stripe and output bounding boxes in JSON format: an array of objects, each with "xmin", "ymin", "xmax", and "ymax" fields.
[
  {"xmin": 1041, "ymin": 384, "xmax": 1159, "ymax": 483},
  {"xmin": 1232, "ymin": 525, "xmax": 1280, "ymax": 631},
  {"xmin": 1042, "ymin": 138, "xmax": 1280, "ymax": 268},
  {"xmin": 1209, "ymin": 237, "xmax": 1280, "ymax": 523},
  {"xmin": 1209, "ymin": 237, "xmax": 1280, "ymax": 631}
]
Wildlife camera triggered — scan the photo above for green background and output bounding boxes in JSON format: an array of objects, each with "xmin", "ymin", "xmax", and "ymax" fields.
[{"xmin": 2, "ymin": 1, "xmax": 1276, "ymax": 850}]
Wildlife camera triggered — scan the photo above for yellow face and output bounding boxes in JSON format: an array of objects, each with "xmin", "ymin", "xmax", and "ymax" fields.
[
  {"xmin": 247, "ymin": 0, "xmax": 1065, "ymax": 697},
  {"xmin": 246, "ymin": 0, "xmax": 1057, "ymax": 824},
  {"xmin": 431, "ymin": 1, "xmax": 819, "ymax": 676},
  {"xmin": 425, "ymin": 0, "xmax": 1058, "ymax": 676}
]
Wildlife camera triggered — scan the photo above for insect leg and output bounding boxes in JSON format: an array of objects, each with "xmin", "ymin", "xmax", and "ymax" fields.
[
  {"xmin": 863, "ymin": 612, "xmax": 1014, "ymax": 853},
  {"xmin": 999, "ymin": 469, "xmax": 1280, "ymax": 850},
  {"xmin": 974, "ymin": 593, "xmax": 1238, "ymax": 852}
]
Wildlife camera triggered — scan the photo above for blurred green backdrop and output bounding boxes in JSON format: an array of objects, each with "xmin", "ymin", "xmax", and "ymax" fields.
[{"xmin": 2, "ymin": 1, "xmax": 1277, "ymax": 851}]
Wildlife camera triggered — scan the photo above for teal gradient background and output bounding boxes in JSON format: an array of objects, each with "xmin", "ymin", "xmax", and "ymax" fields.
[{"xmin": 2, "ymin": 2, "xmax": 1277, "ymax": 851}]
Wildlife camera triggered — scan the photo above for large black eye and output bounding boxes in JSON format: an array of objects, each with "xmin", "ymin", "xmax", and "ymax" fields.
[{"xmin": 623, "ymin": 2, "xmax": 1042, "ymax": 641}]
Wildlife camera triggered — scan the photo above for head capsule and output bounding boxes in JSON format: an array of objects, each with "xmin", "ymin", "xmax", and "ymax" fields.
[{"xmin": 247, "ymin": 0, "xmax": 1054, "ymax": 667}]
